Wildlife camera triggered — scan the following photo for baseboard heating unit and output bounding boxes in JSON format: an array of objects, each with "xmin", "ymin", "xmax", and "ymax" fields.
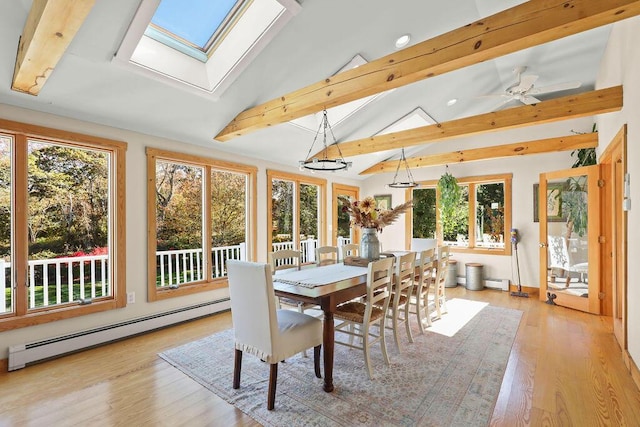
[
  {"xmin": 457, "ymin": 277, "xmax": 510, "ymax": 291},
  {"xmin": 8, "ymin": 298, "xmax": 230, "ymax": 371}
]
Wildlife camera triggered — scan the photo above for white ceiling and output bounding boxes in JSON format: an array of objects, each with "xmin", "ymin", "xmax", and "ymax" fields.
[{"xmin": 0, "ymin": 0, "xmax": 612, "ymax": 180}]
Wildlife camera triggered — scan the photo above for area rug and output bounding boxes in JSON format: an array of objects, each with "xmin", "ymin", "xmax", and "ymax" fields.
[{"xmin": 159, "ymin": 300, "xmax": 522, "ymax": 426}]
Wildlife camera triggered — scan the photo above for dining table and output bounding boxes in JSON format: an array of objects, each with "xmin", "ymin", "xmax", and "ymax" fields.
[{"xmin": 272, "ymin": 262, "xmax": 369, "ymax": 392}]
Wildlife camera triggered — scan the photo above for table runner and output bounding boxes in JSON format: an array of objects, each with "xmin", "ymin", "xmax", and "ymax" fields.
[{"xmin": 273, "ymin": 263, "xmax": 368, "ymax": 288}]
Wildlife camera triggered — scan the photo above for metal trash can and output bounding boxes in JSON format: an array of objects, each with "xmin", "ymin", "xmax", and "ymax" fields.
[
  {"xmin": 445, "ymin": 259, "xmax": 458, "ymax": 288},
  {"xmin": 465, "ymin": 263, "xmax": 484, "ymax": 291}
]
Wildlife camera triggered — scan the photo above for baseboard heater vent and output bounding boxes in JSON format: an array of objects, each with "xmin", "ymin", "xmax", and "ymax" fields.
[
  {"xmin": 457, "ymin": 277, "xmax": 510, "ymax": 291},
  {"xmin": 8, "ymin": 298, "xmax": 230, "ymax": 371}
]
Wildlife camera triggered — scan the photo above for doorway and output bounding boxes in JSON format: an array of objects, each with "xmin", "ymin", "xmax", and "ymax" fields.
[
  {"xmin": 332, "ymin": 183, "xmax": 359, "ymax": 248},
  {"xmin": 539, "ymin": 165, "xmax": 601, "ymax": 314},
  {"xmin": 600, "ymin": 125, "xmax": 627, "ymax": 349}
]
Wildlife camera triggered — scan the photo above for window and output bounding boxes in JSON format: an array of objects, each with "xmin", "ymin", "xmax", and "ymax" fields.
[
  {"xmin": 408, "ymin": 174, "xmax": 512, "ymax": 255},
  {"xmin": 0, "ymin": 120, "xmax": 126, "ymax": 331},
  {"xmin": 267, "ymin": 170, "xmax": 326, "ymax": 264},
  {"xmin": 147, "ymin": 149, "xmax": 256, "ymax": 301}
]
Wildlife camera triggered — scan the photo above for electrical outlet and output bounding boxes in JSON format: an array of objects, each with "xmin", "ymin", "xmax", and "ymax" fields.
[{"xmin": 127, "ymin": 292, "xmax": 135, "ymax": 304}]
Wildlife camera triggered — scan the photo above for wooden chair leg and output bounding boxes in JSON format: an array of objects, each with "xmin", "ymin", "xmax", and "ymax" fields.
[
  {"xmin": 233, "ymin": 349, "xmax": 242, "ymax": 389},
  {"xmin": 404, "ymin": 301, "xmax": 414, "ymax": 343},
  {"xmin": 313, "ymin": 345, "xmax": 322, "ymax": 378},
  {"xmin": 267, "ymin": 363, "xmax": 278, "ymax": 410}
]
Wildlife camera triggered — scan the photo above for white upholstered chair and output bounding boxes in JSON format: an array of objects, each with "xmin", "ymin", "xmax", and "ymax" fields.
[
  {"xmin": 333, "ymin": 257, "xmax": 395, "ymax": 379},
  {"xmin": 226, "ymin": 260, "xmax": 322, "ymax": 410},
  {"xmin": 409, "ymin": 248, "xmax": 436, "ymax": 333},
  {"xmin": 315, "ymin": 245, "xmax": 338, "ymax": 266},
  {"xmin": 547, "ymin": 235, "xmax": 588, "ymax": 286}
]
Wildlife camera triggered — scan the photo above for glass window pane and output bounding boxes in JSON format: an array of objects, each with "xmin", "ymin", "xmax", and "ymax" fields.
[
  {"xmin": 211, "ymin": 169, "xmax": 247, "ymax": 279},
  {"xmin": 271, "ymin": 179, "xmax": 294, "ymax": 252},
  {"xmin": 0, "ymin": 135, "xmax": 12, "ymax": 314},
  {"xmin": 27, "ymin": 140, "xmax": 111, "ymax": 309},
  {"xmin": 476, "ymin": 182, "xmax": 505, "ymax": 248},
  {"xmin": 443, "ymin": 185, "xmax": 469, "ymax": 246},
  {"xmin": 412, "ymin": 187, "xmax": 436, "ymax": 238},
  {"xmin": 155, "ymin": 161, "xmax": 203, "ymax": 288},
  {"xmin": 300, "ymin": 183, "xmax": 319, "ymax": 264}
]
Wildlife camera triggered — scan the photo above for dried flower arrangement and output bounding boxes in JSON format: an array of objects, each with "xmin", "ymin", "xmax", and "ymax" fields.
[{"xmin": 339, "ymin": 196, "xmax": 412, "ymax": 232}]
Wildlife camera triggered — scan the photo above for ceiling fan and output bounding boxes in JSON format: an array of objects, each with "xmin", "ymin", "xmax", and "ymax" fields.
[{"xmin": 482, "ymin": 66, "xmax": 581, "ymax": 110}]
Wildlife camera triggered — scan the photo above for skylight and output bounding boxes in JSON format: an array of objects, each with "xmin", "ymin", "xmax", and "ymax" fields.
[
  {"xmin": 146, "ymin": 0, "xmax": 246, "ymax": 62},
  {"xmin": 114, "ymin": 0, "xmax": 301, "ymax": 97}
]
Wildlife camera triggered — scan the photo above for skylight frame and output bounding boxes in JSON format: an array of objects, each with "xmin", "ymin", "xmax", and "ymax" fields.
[{"xmin": 145, "ymin": 0, "xmax": 252, "ymax": 63}]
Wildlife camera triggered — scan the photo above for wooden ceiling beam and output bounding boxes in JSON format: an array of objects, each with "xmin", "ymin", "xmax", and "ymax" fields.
[
  {"xmin": 316, "ymin": 86, "xmax": 621, "ymax": 159},
  {"xmin": 360, "ymin": 133, "xmax": 598, "ymax": 175},
  {"xmin": 215, "ymin": 0, "xmax": 640, "ymax": 141},
  {"xmin": 12, "ymin": 0, "xmax": 96, "ymax": 96}
]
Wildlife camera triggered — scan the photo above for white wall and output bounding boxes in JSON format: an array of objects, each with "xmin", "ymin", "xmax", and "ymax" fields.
[
  {"xmin": 595, "ymin": 17, "xmax": 640, "ymax": 367},
  {"xmin": 0, "ymin": 103, "xmax": 361, "ymax": 360},
  {"xmin": 361, "ymin": 119, "xmax": 594, "ymax": 287}
]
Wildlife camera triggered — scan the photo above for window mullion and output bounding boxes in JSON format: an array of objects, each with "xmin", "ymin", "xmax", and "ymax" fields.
[
  {"xmin": 468, "ymin": 183, "xmax": 476, "ymax": 249},
  {"xmin": 204, "ymin": 166, "xmax": 212, "ymax": 282},
  {"xmin": 13, "ymin": 134, "xmax": 28, "ymax": 316}
]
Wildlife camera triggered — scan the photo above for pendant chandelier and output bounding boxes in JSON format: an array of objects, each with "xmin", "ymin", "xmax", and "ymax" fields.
[
  {"xmin": 387, "ymin": 148, "xmax": 419, "ymax": 188},
  {"xmin": 299, "ymin": 110, "xmax": 352, "ymax": 172}
]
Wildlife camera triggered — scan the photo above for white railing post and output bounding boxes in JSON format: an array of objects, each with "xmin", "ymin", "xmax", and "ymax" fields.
[
  {"xmin": 240, "ymin": 242, "xmax": 246, "ymax": 261},
  {"xmin": 307, "ymin": 238, "xmax": 315, "ymax": 263},
  {"xmin": 0, "ymin": 260, "xmax": 6, "ymax": 313}
]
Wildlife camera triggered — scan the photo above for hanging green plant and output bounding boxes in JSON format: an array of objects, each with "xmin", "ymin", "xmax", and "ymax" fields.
[
  {"xmin": 570, "ymin": 123, "xmax": 597, "ymax": 168},
  {"xmin": 437, "ymin": 170, "xmax": 461, "ymax": 235}
]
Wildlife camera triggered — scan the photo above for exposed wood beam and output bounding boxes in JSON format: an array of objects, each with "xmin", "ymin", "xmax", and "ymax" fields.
[
  {"xmin": 215, "ymin": 0, "xmax": 640, "ymax": 141},
  {"xmin": 360, "ymin": 133, "xmax": 598, "ymax": 175},
  {"xmin": 12, "ymin": 0, "xmax": 96, "ymax": 96},
  {"xmin": 316, "ymin": 86, "xmax": 621, "ymax": 159}
]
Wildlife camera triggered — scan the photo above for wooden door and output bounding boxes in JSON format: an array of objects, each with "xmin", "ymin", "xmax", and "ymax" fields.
[
  {"xmin": 539, "ymin": 165, "xmax": 601, "ymax": 314},
  {"xmin": 332, "ymin": 183, "xmax": 359, "ymax": 248}
]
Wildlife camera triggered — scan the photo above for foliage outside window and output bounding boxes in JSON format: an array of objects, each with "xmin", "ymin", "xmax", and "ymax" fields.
[
  {"xmin": 408, "ymin": 173, "xmax": 511, "ymax": 255},
  {"xmin": 0, "ymin": 120, "xmax": 126, "ymax": 331},
  {"xmin": 267, "ymin": 170, "xmax": 326, "ymax": 264},
  {"xmin": 147, "ymin": 148, "xmax": 256, "ymax": 301}
]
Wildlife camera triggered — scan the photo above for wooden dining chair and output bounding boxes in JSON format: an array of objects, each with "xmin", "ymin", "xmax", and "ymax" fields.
[
  {"xmin": 226, "ymin": 260, "xmax": 322, "ymax": 410},
  {"xmin": 382, "ymin": 251, "xmax": 416, "ymax": 351},
  {"xmin": 333, "ymin": 257, "xmax": 395, "ymax": 379},
  {"xmin": 315, "ymin": 246, "xmax": 338, "ymax": 266},
  {"xmin": 409, "ymin": 248, "xmax": 436, "ymax": 333},
  {"xmin": 430, "ymin": 246, "xmax": 450, "ymax": 319},
  {"xmin": 341, "ymin": 243, "xmax": 359, "ymax": 260}
]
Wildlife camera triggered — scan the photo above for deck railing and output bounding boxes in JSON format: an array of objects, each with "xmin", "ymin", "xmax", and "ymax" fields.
[{"xmin": 1, "ymin": 238, "xmax": 353, "ymax": 312}]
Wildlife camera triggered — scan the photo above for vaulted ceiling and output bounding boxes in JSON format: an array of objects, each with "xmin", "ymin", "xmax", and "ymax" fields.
[{"xmin": 1, "ymin": 0, "xmax": 638, "ymax": 180}]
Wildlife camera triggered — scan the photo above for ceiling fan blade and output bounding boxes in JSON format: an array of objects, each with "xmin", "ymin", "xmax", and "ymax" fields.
[
  {"xmin": 522, "ymin": 95, "xmax": 541, "ymax": 105},
  {"xmin": 477, "ymin": 93, "xmax": 512, "ymax": 99},
  {"xmin": 491, "ymin": 97, "xmax": 515, "ymax": 112},
  {"xmin": 529, "ymin": 80, "xmax": 582, "ymax": 95}
]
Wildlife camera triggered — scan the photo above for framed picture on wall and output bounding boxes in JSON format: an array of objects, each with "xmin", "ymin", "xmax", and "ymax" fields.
[
  {"xmin": 533, "ymin": 183, "xmax": 567, "ymax": 222},
  {"xmin": 374, "ymin": 194, "xmax": 392, "ymax": 211}
]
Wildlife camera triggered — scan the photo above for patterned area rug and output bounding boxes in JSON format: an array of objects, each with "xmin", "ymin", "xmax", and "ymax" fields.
[{"xmin": 159, "ymin": 300, "xmax": 522, "ymax": 426}]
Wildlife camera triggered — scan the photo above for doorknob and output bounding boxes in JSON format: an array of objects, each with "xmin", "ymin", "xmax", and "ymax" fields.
[{"xmin": 539, "ymin": 242, "xmax": 547, "ymax": 248}]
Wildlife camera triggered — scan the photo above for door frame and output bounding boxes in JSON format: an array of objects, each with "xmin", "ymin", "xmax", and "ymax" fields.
[
  {"xmin": 600, "ymin": 125, "xmax": 627, "ymax": 349},
  {"xmin": 539, "ymin": 165, "xmax": 601, "ymax": 314},
  {"xmin": 331, "ymin": 183, "xmax": 359, "ymax": 247}
]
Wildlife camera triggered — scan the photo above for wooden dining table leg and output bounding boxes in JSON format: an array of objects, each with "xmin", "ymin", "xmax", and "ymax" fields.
[{"xmin": 322, "ymin": 310, "xmax": 334, "ymax": 392}]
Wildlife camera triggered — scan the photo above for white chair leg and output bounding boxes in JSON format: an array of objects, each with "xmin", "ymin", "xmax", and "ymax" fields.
[
  {"xmin": 404, "ymin": 302, "xmax": 414, "ymax": 343},
  {"xmin": 379, "ymin": 319, "xmax": 390, "ymax": 366},
  {"xmin": 363, "ymin": 323, "xmax": 373, "ymax": 380}
]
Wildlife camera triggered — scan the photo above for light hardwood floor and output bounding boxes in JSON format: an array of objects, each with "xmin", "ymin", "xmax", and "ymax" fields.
[{"xmin": 1, "ymin": 286, "xmax": 639, "ymax": 426}]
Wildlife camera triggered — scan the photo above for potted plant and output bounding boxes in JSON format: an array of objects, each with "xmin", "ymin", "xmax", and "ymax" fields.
[{"xmin": 437, "ymin": 169, "xmax": 461, "ymax": 242}]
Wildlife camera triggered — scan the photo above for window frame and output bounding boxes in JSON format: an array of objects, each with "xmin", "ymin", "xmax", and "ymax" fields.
[
  {"xmin": 405, "ymin": 173, "xmax": 512, "ymax": 255},
  {"xmin": 147, "ymin": 148, "xmax": 257, "ymax": 301},
  {"xmin": 266, "ymin": 170, "xmax": 327, "ymax": 260},
  {"xmin": 0, "ymin": 119, "xmax": 127, "ymax": 332}
]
